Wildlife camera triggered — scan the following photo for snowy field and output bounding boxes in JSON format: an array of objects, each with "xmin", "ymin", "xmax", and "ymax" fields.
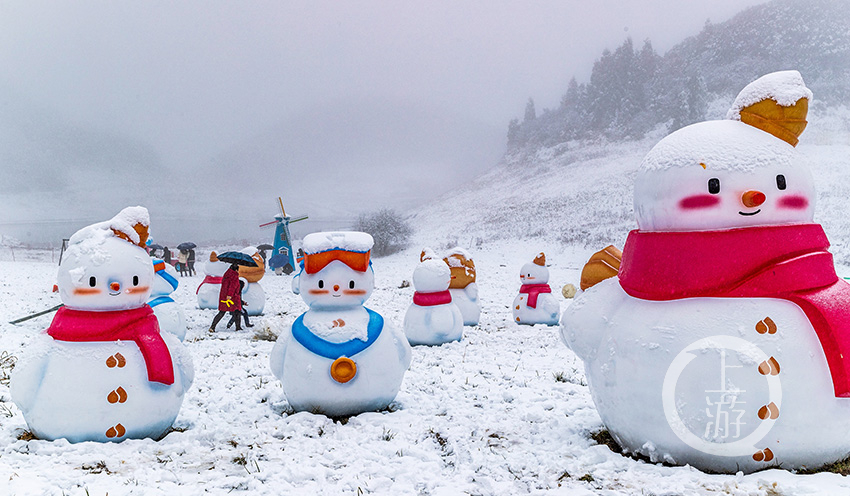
[{"xmin": 3, "ymin": 241, "xmax": 850, "ymax": 495}]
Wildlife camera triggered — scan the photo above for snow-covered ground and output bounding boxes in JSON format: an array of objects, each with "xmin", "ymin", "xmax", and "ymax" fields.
[{"xmin": 2, "ymin": 241, "xmax": 850, "ymax": 495}]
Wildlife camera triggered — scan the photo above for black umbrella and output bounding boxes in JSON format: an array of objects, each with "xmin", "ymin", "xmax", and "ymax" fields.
[
  {"xmin": 177, "ymin": 242, "xmax": 197, "ymax": 251},
  {"xmin": 148, "ymin": 243, "xmax": 164, "ymax": 251},
  {"xmin": 216, "ymin": 251, "xmax": 259, "ymax": 267},
  {"xmin": 256, "ymin": 244, "xmax": 274, "ymax": 251}
]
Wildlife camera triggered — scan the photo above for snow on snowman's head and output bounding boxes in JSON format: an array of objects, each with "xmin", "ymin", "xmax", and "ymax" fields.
[
  {"xmin": 634, "ymin": 71, "xmax": 815, "ymax": 232},
  {"xmin": 297, "ymin": 231, "xmax": 375, "ymax": 309},
  {"xmin": 520, "ymin": 252, "xmax": 549, "ymax": 284},
  {"xmin": 413, "ymin": 256, "xmax": 451, "ymax": 293},
  {"xmin": 58, "ymin": 207, "xmax": 154, "ymax": 311}
]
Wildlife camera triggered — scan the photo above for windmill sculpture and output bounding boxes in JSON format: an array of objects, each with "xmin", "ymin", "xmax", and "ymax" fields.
[{"xmin": 260, "ymin": 197, "xmax": 308, "ymax": 275}]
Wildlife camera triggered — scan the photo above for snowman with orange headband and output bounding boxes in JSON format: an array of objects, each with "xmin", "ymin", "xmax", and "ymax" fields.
[{"xmin": 269, "ymin": 231, "xmax": 411, "ymax": 417}]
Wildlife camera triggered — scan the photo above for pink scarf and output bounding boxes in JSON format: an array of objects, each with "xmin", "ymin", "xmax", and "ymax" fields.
[
  {"xmin": 196, "ymin": 275, "xmax": 222, "ymax": 294},
  {"xmin": 618, "ymin": 224, "xmax": 850, "ymax": 397},
  {"xmin": 413, "ymin": 290, "xmax": 452, "ymax": 306},
  {"xmin": 519, "ymin": 284, "xmax": 552, "ymax": 309},
  {"xmin": 48, "ymin": 305, "xmax": 175, "ymax": 385}
]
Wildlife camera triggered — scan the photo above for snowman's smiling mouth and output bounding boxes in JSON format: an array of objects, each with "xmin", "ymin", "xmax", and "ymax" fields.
[{"xmin": 739, "ymin": 209, "xmax": 761, "ymax": 216}]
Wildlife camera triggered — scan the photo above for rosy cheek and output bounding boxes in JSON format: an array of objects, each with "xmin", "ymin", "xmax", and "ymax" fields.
[
  {"xmin": 778, "ymin": 195, "xmax": 809, "ymax": 209},
  {"xmin": 343, "ymin": 289, "xmax": 367, "ymax": 295},
  {"xmin": 679, "ymin": 195, "xmax": 721, "ymax": 210},
  {"xmin": 73, "ymin": 288, "xmax": 102, "ymax": 295},
  {"xmin": 308, "ymin": 289, "xmax": 329, "ymax": 295}
]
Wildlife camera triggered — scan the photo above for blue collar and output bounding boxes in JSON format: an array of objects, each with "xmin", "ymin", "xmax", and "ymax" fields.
[
  {"xmin": 148, "ymin": 295, "xmax": 175, "ymax": 308},
  {"xmin": 291, "ymin": 308, "xmax": 383, "ymax": 360}
]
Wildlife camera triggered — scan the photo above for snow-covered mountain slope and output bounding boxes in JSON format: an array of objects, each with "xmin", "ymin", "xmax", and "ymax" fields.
[{"xmin": 410, "ymin": 105, "xmax": 850, "ymax": 263}]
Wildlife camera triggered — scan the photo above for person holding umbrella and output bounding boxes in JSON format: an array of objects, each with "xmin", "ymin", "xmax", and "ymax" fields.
[
  {"xmin": 208, "ymin": 262, "xmax": 243, "ymax": 332},
  {"xmin": 207, "ymin": 251, "xmax": 258, "ymax": 332}
]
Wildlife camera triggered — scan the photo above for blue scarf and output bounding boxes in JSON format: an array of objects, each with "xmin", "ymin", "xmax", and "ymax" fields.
[{"xmin": 291, "ymin": 308, "xmax": 383, "ymax": 360}]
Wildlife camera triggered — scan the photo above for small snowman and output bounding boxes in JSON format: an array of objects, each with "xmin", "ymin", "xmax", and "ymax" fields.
[
  {"xmin": 196, "ymin": 252, "xmax": 228, "ymax": 310},
  {"xmin": 512, "ymin": 252, "xmax": 560, "ymax": 325},
  {"xmin": 237, "ymin": 246, "xmax": 266, "ymax": 317},
  {"xmin": 148, "ymin": 259, "xmax": 187, "ymax": 341},
  {"xmin": 561, "ymin": 71, "xmax": 850, "ymax": 472},
  {"xmin": 403, "ymin": 249, "xmax": 464, "ymax": 346},
  {"xmin": 11, "ymin": 207, "xmax": 194, "ymax": 443},
  {"xmin": 269, "ymin": 232, "xmax": 411, "ymax": 417},
  {"xmin": 443, "ymin": 248, "xmax": 480, "ymax": 326}
]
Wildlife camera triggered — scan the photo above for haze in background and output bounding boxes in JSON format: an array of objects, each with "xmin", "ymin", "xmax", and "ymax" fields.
[{"xmin": 0, "ymin": 0, "xmax": 766, "ymax": 245}]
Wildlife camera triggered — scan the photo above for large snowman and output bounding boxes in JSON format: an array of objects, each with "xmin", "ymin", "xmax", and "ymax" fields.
[
  {"xmin": 443, "ymin": 248, "xmax": 480, "ymax": 326},
  {"xmin": 148, "ymin": 259, "xmax": 187, "ymax": 341},
  {"xmin": 11, "ymin": 207, "xmax": 194, "ymax": 443},
  {"xmin": 196, "ymin": 252, "xmax": 228, "ymax": 310},
  {"xmin": 269, "ymin": 231, "xmax": 411, "ymax": 417},
  {"xmin": 561, "ymin": 71, "xmax": 850, "ymax": 472},
  {"xmin": 513, "ymin": 252, "xmax": 560, "ymax": 325},
  {"xmin": 403, "ymin": 249, "xmax": 464, "ymax": 346},
  {"xmin": 237, "ymin": 246, "xmax": 266, "ymax": 317}
]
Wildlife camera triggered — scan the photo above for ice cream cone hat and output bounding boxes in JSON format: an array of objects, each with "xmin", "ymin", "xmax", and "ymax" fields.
[{"xmin": 726, "ymin": 70, "xmax": 812, "ymax": 147}]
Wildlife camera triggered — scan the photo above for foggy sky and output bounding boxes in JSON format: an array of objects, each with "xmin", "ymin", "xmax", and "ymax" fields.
[{"xmin": 0, "ymin": 0, "xmax": 768, "ymax": 244}]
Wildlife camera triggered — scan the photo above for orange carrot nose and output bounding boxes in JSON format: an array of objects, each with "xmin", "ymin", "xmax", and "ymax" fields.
[
  {"xmin": 110, "ymin": 282, "xmax": 121, "ymax": 291},
  {"xmin": 742, "ymin": 190, "xmax": 766, "ymax": 208},
  {"xmin": 333, "ymin": 284, "xmax": 340, "ymax": 292}
]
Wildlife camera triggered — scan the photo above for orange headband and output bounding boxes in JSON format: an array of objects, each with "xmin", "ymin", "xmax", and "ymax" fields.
[{"xmin": 304, "ymin": 249, "xmax": 371, "ymax": 274}]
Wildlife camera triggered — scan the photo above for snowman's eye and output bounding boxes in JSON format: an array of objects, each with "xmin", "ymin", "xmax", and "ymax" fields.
[
  {"xmin": 318, "ymin": 280, "xmax": 324, "ymax": 289},
  {"xmin": 349, "ymin": 280, "xmax": 355, "ymax": 289},
  {"xmin": 708, "ymin": 178, "xmax": 720, "ymax": 194},
  {"xmin": 133, "ymin": 275, "xmax": 139, "ymax": 286},
  {"xmin": 776, "ymin": 174, "xmax": 787, "ymax": 190},
  {"xmin": 89, "ymin": 276, "xmax": 97, "ymax": 287}
]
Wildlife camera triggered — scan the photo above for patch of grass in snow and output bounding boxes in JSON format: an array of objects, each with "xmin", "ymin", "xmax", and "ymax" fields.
[
  {"xmin": 0, "ymin": 350, "xmax": 17, "ymax": 386},
  {"xmin": 79, "ymin": 460, "xmax": 111, "ymax": 474},
  {"xmin": 578, "ymin": 474, "xmax": 595, "ymax": 482},
  {"xmin": 16, "ymin": 429, "xmax": 36, "ymax": 441},
  {"xmin": 590, "ymin": 429, "xmax": 622, "ymax": 454},
  {"xmin": 381, "ymin": 428, "xmax": 396, "ymax": 441},
  {"xmin": 251, "ymin": 324, "xmax": 278, "ymax": 342},
  {"xmin": 799, "ymin": 455, "xmax": 850, "ymax": 476}
]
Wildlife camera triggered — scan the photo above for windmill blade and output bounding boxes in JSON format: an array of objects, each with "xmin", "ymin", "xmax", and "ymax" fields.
[{"xmin": 290, "ymin": 215, "xmax": 309, "ymax": 223}]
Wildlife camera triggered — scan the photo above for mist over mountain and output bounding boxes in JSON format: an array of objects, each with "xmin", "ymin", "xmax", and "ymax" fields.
[{"xmin": 506, "ymin": 0, "xmax": 850, "ymax": 151}]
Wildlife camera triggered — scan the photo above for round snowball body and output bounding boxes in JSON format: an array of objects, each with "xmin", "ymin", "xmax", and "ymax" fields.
[
  {"xmin": 412, "ymin": 259, "xmax": 451, "ymax": 293},
  {"xmin": 58, "ymin": 235, "xmax": 154, "ymax": 311},
  {"xmin": 299, "ymin": 260, "xmax": 374, "ymax": 310},
  {"xmin": 242, "ymin": 282, "xmax": 265, "ymax": 316},
  {"xmin": 519, "ymin": 262, "xmax": 549, "ymax": 284},
  {"xmin": 561, "ymin": 278, "xmax": 850, "ymax": 473},
  {"xmin": 634, "ymin": 120, "xmax": 815, "ymax": 232}
]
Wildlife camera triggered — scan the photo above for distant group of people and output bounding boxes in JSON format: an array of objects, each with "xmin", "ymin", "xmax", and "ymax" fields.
[{"xmin": 150, "ymin": 246, "xmax": 196, "ymax": 276}]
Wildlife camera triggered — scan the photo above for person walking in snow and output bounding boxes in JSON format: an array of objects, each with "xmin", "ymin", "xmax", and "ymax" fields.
[
  {"xmin": 177, "ymin": 249, "xmax": 189, "ymax": 276},
  {"xmin": 208, "ymin": 263, "xmax": 243, "ymax": 332},
  {"xmin": 187, "ymin": 249, "xmax": 197, "ymax": 276}
]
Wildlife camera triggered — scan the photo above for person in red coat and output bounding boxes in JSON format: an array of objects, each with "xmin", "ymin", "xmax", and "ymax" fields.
[{"xmin": 208, "ymin": 263, "xmax": 243, "ymax": 332}]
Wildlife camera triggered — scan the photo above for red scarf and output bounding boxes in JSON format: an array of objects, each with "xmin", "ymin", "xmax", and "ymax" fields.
[
  {"xmin": 519, "ymin": 284, "xmax": 552, "ymax": 309},
  {"xmin": 413, "ymin": 290, "xmax": 452, "ymax": 306},
  {"xmin": 618, "ymin": 223, "xmax": 850, "ymax": 397},
  {"xmin": 47, "ymin": 305, "xmax": 175, "ymax": 385},
  {"xmin": 196, "ymin": 275, "xmax": 223, "ymax": 294}
]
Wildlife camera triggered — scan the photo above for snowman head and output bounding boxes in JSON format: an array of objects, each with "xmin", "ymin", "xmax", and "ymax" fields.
[
  {"xmin": 204, "ymin": 252, "xmax": 229, "ymax": 277},
  {"xmin": 413, "ymin": 252, "xmax": 451, "ymax": 293},
  {"xmin": 635, "ymin": 71, "xmax": 815, "ymax": 232},
  {"xmin": 58, "ymin": 206, "xmax": 154, "ymax": 311},
  {"xmin": 520, "ymin": 253, "xmax": 549, "ymax": 284},
  {"xmin": 150, "ymin": 259, "xmax": 179, "ymax": 298},
  {"xmin": 297, "ymin": 231, "xmax": 374, "ymax": 310}
]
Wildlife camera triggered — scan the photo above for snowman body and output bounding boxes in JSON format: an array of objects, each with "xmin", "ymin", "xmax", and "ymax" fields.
[
  {"xmin": 149, "ymin": 260, "xmax": 187, "ymax": 341},
  {"xmin": 562, "ymin": 72, "xmax": 850, "ymax": 472},
  {"xmin": 197, "ymin": 256, "xmax": 227, "ymax": 310},
  {"xmin": 270, "ymin": 232, "xmax": 411, "ymax": 417},
  {"xmin": 449, "ymin": 285, "xmax": 480, "ymax": 326},
  {"xmin": 238, "ymin": 247, "xmax": 266, "ymax": 316},
  {"xmin": 11, "ymin": 208, "xmax": 194, "ymax": 442},
  {"xmin": 404, "ymin": 259, "xmax": 464, "ymax": 346},
  {"xmin": 513, "ymin": 259, "xmax": 560, "ymax": 326}
]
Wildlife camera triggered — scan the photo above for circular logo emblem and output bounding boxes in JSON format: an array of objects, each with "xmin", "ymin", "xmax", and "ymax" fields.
[{"xmin": 662, "ymin": 335, "xmax": 781, "ymax": 457}]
